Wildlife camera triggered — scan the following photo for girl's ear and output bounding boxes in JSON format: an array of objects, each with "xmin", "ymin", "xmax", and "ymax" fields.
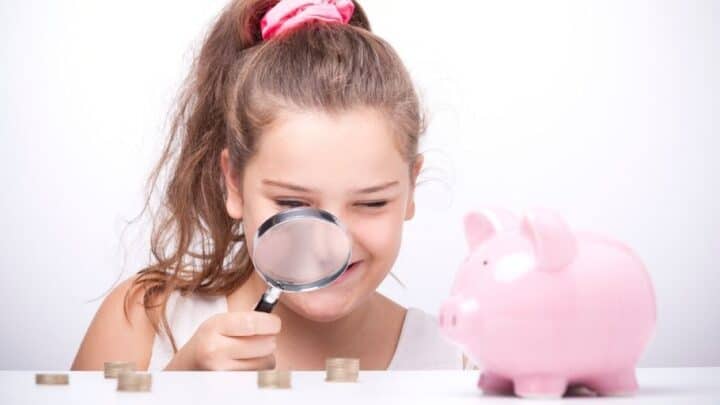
[
  {"xmin": 405, "ymin": 154, "xmax": 424, "ymax": 221},
  {"xmin": 220, "ymin": 148, "xmax": 244, "ymax": 219}
]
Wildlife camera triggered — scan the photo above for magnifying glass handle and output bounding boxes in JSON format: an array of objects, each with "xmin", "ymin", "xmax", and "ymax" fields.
[{"xmin": 254, "ymin": 286, "xmax": 282, "ymax": 313}]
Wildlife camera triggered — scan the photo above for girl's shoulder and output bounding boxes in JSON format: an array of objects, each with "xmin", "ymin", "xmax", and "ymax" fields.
[
  {"xmin": 72, "ymin": 275, "xmax": 162, "ymax": 370},
  {"xmin": 388, "ymin": 307, "xmax": 467, "ymax": 370}
]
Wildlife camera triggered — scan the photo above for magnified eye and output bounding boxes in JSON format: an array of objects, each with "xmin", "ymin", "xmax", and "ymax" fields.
[{"xmin": 482, "ymin": 260, "xmax": 489, "ymax": 266}]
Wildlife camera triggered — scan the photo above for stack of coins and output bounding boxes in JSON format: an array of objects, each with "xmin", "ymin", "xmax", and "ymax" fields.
[
  {"xmin": 35, "ymin": 373, "xmax": 69, "ymax": 385},
  {"xmin": 257, "ymin": 370, "xmax": 291, "ymax": 389},
  {"xmin": 104, "ymin": 361, "xmax": 136, "ymax": 379},
  {"xmin": 117, "ymin": 372, "xmax": 152, "ymax": 392},
  {"xmin": 325, "ymin": 358, "xmax": 359, "ymax": 382}
]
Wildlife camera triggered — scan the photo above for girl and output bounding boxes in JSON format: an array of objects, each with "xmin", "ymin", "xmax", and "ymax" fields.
[{"xmin": 72, "ymin": 0, "xmax": 471, "ymax": 371}]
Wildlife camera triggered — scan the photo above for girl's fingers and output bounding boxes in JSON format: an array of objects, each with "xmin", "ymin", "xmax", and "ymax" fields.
[
  {"xmin": 217, "ymin": 354, "xmax": 277, "ymax": 371},
  {"xmin": 213, "ymin": 312, "xmax": 282, "ymax": 337},
  {"xmin": 222, "ymin": 334, "xmax": 277, "ymax": 360}
]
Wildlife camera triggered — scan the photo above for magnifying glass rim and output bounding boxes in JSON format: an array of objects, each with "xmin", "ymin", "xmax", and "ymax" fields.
[{"xmin": 251, "ymin": 207, "xmax": 352, "ymax": 292}]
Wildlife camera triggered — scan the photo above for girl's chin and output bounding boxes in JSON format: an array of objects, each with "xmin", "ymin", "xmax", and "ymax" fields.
[{"xmin": 279, "ymin": 290, "xmax": 357, "ymax": 322}]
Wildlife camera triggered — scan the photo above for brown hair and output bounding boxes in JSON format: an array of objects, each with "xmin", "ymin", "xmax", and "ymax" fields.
[{"xmin": 125, "ymin": 0, "xmax": 427, "ymax": 352}]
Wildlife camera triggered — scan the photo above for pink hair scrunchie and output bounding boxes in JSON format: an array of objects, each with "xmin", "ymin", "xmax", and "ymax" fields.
[{"xmin": 260, "ymin": 0, "xmax": 355, "ymax": 40}]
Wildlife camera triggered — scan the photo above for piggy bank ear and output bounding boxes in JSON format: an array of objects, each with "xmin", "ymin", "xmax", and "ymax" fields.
[
  {"xmin": 464, "ymin": 207, "xmax": 519, "ymax": 250},
  {"xmin": 521, "ymin": 207, "xmax": 578, "ymax": 272}
]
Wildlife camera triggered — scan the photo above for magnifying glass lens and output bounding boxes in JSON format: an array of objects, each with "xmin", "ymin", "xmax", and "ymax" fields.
[
  {"xmin": 252, "ymin": 208, "xmax": 352, "ymax": 312},
  {"xmin": 254, "ymin": 219, "xmax": 349, "ymax": 285}
]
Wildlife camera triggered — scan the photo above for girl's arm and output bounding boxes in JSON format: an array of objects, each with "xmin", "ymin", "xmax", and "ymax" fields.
[{"xmin": 70, "ymin": 276, "xmax": 157, "ymax": 370}]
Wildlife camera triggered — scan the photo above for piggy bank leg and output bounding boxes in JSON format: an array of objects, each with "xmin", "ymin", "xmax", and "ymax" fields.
[
  {"xmin": 513, "ymin": 375, "xmax": 568, "ymax": 399},
  {"xmin": 585, "ymin": 368, "xmax": 638, "ymax": 396},
  {"xmin": 478, "ymin": 372, "xmax": 513, "ymax": 395}
]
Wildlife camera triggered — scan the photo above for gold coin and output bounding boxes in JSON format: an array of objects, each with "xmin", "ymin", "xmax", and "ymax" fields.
[
  {"xmin": 35, "ymin": 373, "xmax": 69, "ymax": 385},
  {"xmin": 325, "ymin": 358, "xmax": 359, "ymax": 382},
  {"xmin": 325, "ymin": 369, "xmax": 359, "ymax": 382},
  {"xmin": 257, "ymin": 370, "xmax": 291, "ymax": 389},
  {"xmin": 117, "ymin": 372, "xmax": 152, "ymax": 392},
  {"xmin": 325, "ymin": 358, "xmax": 360, "ymax": 368},
  {"xmin": 104, "ymin": 361, "xmax": 136, "ymax": 379}
]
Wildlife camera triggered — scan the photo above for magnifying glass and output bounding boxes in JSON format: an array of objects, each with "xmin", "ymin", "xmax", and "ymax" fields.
[{"xmin": 251, "ymin": 207, "xmax": 352, "ymax": 313}]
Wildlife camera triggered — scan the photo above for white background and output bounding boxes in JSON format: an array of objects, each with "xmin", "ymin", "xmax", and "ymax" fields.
[{"xmin": 0, "ymin": 0, "xmax": 717, "ymax": 369}]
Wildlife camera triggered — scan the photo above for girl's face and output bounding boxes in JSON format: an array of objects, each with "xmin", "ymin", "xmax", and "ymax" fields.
[{"xmin": 221, "ymin": 107, "xmax": 423, "ymax": 322}]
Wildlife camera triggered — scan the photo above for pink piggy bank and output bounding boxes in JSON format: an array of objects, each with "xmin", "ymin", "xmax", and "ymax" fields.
[{"xmin": 439, "ymin": 207, "xmax": 656, "ymax": 398}]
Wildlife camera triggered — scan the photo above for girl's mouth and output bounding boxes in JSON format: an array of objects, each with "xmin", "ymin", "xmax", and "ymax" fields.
[{"xmin": 336, "ymin": 260, "xmax": 362, "ymax": 283}]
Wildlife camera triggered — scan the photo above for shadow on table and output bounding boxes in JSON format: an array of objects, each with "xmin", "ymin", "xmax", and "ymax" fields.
[{"xmin": 449, "ymin": 383, "xmax": 709, "ymax": 401}]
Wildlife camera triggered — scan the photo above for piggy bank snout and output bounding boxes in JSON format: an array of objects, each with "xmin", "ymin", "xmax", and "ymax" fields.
[
  {"xmin": 439, "ymin": 296, "xmax": 479, "ymax": 341},
  {"xmin": 439, "ymin": 299, "xmax": 459, "ymax": 329}
]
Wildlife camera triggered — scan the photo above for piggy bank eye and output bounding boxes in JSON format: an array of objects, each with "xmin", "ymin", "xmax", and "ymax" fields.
[{"xmin": 482, "ymin": 260, "xmax": 488, "ymax": 266}]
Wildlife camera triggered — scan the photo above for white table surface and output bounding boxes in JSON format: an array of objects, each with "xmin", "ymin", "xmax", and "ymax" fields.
[{"xmin": 1, "ymin": 368, "xmax": 718, "ymax": 404}]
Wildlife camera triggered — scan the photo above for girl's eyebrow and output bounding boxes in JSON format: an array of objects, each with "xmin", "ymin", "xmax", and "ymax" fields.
[
  {"xmin": 262, "ymin": 179, "xmax": 399, "ymax": 194},
  {"xmin": 355, "ymin": 180, "xmax": 399, "ymax": 194}
]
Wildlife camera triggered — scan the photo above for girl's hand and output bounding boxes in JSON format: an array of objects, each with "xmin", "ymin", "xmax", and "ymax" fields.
[{"xmin": 164, "ymin": 311, "xmax": 281, "ymax": 370}]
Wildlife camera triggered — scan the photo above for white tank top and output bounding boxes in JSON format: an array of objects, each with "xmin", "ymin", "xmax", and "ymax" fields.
[{"xmin": 148, "ymin": 291, "xmax": 470, "ymax": 370}]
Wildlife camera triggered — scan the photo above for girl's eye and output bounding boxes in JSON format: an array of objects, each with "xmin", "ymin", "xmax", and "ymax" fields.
[
  {"xmin": 275, "ymin": 200, "xmax": 307, "ymax": 208},
  {"xmin": 275, "ymin": 200, "xmax": 388, "ymax": 209},
  {"xmin": 358, "ymin": 201, "xmax": 387, "ymax": 208}
]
